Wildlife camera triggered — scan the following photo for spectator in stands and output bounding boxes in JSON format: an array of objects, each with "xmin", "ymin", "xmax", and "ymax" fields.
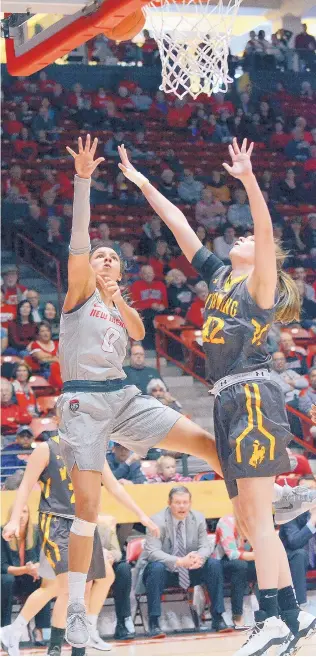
[
  {"xmin": 167, "ymin": 99, "xmax": 193, "ymax": 130},
  {"xmin": 1, "ymin": 425, "xmax": 35, "ymax": 477},
  {"xmin": 24, "ymin": 204, "xmax": 46, "ymax": 245},
  {"xmin": 269, "ymin": 120, "xmax": 290, "ymax": 151},
  {"xmin": 293, "ymin": 268, "xmax": 315, "ymax": 301},
  {"xmin": 285, "ymin": 128, "xmax": 311, "ymax": 162},
  {"xmin": 1, "ymin": 504, "xmax": 51, "ymax": 636},
  {"xmin": 2, "ymin": 469, "xmax": 24, "ymax": 491},
  {"xmin": 42, "ymin": 302, "xmax": 59, "ymax": 340},
  {"xmin": 73, "ymin": 97, "xmax": 103, "ymax": 129},
  {"xmin": 147, "ymin": 455, "xmax": 191, "ymax": 483},
  {"xmin": 148, "ymin": 240, "xmax": 171, "ymax": 281},
  {"xmin": 196, "ymin": 225, "xmax": 212, "ymax": 251},
  {"xmin": 284, "ymin": 449, "xmax": 313, "ymax": 477},
  {"xmin": 0, "ymin": 289, "xmax": 17, "ymax": 329},
  {"xmin": 138, "ymin": 215, "xmax": 173, "ymax": 257},
  {"xmin": 296, "ymin": 280, "xmax": 316, "ymax": 328},
  {"xmin": 45, "ymin": 217, "xmax": 69, "ymax": 258},
  {"xmin": 270, "ymin": 352, "xmax": 308, "ymax": 403},
  {"xmin": 147, "ymin": 379, "xmax": 182, "ymax": 412},
  {"xmin": 295, "ymin": 24, "xmax": 316, "ymax": 70},
  {"xmin": 195, "ymin": 188, "xmax": 226, "ymax": 231},
  {"xmin": 25, "ymin": 290, "xmax": 42, "ymax": 323},
  {"xmin": 165, "ymin": 269, "xmax": 193, "ymax": 316},
  {"xmin": 106, "ymin": 443, "xmax": 146, "ymax": 484},
  {"xmin": 124, "ymin": 343, "xmax": 165, "ymax": 394},
  {"xmin": 104, "ymin": 130, "xmax": 128, "ymax": 158},
  {"xmin": 227, "ymin": 188, "xmax": 253, "ymax": 230},
  {"xmin": 178, "ymin": 170, "xmax": 203, "ymax": 203},
  {"xmin": 7, "ymin": 300, "xmax": 37, "ymax": 356},
  {"xmin": 213, "ymin": 224, "xmax": 236, "ymax": 263},
  {"xmin": 185, "ymin": 281, "xmax": 208, "ymax": 328},
  {"xmin": 282, "ymin": 217, "xmax": 307, "ymax": 264},
  {"xmin": 1, "ymin": 327, "xmax": 8, "ymax": 354},
  {"xmin": 214, "ymin": 514, "xmax": 256, "ymax": 629},
  {"xmin": 299, "ymin": 367, "xmax": 316, "ymax": 420},
  {"xmin": 27, "ymin": 322, "xmax": 62, "ymax": 390},
  {"xmin": 130, "ymin": 86, "xmax": 152, "ymax": 111},
  {"xmin": 279, "ymin": 475, "xmax": 316, "ymax": 606},
  {"xmin": 14, "ymin": 127, "xmax": 38, "ymax": 160},
  {"xmin": 119, "ymin": 242, "xmax": 140, "ymax": 282},
  {"xmin": 135, "ymin": 486, "xmax": 228, "ymax": 636},
  {"xmin": 207, "ymin": 170, "xmax": 231, "ymax": 203},
  {"xmin": 159, "ymin": 169, "xmax": 179, "ymax": 201},
  {"xmin": 303, "ymin": 213, "xmax": 316, "ymax": 252},
  {"xmin": 130, "ymin": 265, "xmax": 167, "ymax": 347},
  {"xmin": 1, "ymin": 265, "xmax": 27, "ymax": 305},
  {"xmin": 12, "ymin": 363, "xmax": 38, "ymax": 417},
  {"xmin": 276, "ymin": 168, "xmax": 304, "ymax": 204},
  {"xmin": 141, "ymin": 29, "xmax": 159, "ymax": 66},
  {"xmin": 97, "ymin": 515, "xmax": 135, "ymax": 640},
  {"xmin": 279, "ymin": 332, "xmax": 308, "ymax": 375},
  {"xmin": 3, "ymin": 111, "xmax": 23, "ymax": 138},
  {"xmin": 90, "ymin": 168, "xmax": 111, "ymax": 204},
  {"xmin": 0, "ymin": 379, "xmax": 32, "ymax": 436}
]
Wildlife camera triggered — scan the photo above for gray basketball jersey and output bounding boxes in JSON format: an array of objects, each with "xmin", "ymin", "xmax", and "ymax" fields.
[{"xmin": 59, "ymin": 290, "xmax": 128, "ymax": 382}]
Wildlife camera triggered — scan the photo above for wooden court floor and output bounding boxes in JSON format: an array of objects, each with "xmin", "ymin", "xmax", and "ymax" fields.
[{"xmin": 1, "ymin": 631, "xmax": 315, "ymax": 656}]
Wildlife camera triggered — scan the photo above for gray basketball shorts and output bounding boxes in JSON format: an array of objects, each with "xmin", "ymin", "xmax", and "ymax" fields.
[
  {"xmin": 213, "ymin": 379, "xmax": 292, "ymax": 499},
  {"xmin": 38, "ymin": 513, "xmax": 105, "ymax": 581},
  {"xmin": 56, "ymin": 384, "xmax": 181, "ymax": 473}
]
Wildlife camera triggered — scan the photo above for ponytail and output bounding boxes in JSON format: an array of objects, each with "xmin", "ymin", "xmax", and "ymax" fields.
[{"xmin": 274, "ymin": 242, "xmax": 301, "ymax": 324}]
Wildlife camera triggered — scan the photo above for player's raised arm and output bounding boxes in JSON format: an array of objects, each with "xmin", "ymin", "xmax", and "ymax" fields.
[
  {"xmin": 223, "ymin": 138, "xmax": 277, "ymax": 309},
  {"xmin": 118, "ymin": 144, "xmax": 202, "ymax": 263},
  {"xmin": 2, "ymin": 443, "xmax": 49, "ymax": 540},
  {"xmin": 64, "ymin": 135, "xmax": 105, "ymax": 312}
]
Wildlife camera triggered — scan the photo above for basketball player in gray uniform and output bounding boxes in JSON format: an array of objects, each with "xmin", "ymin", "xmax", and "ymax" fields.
[
  {"xmin": 118, "ymin": 139, "xmax": 316, "ymax": 656},
  {"xmin": 2, "ymin": 433, "xmax": 159, "ymax": 656}
]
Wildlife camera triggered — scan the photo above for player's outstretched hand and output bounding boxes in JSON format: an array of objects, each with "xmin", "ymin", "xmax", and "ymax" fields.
[
  {"xmin": 140, "ymin": 513, "xmax": 160, "ymax": 538},
  {"xmin": 118, "ymin": 144, "xmax": 148, "ymax": 189},
  {"xmin": 223, "ymin": 137, "xmax": 254, "ymax": 181},
  {"xmin": 66, "ymin": 134, "xmax": 105, "ymax": 179}
]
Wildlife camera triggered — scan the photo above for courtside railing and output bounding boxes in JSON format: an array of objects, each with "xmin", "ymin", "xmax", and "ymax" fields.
[{"xmin": 15, "ymin": 234, "xmax": 63, "ymax": 313}]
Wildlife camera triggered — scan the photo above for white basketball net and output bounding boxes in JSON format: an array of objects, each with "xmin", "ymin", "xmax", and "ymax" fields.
[{"xmin": 143, "ymin": 0, "xmax": 243, "ymax": 99}]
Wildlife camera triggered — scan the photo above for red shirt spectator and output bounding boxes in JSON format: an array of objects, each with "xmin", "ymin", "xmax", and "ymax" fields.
[
  {"xmin": 0, "ymin": 295, "xmax": 17, "ymax": 328},
  {"xmin": 130, "ymin": 266, "xmax": 168, "ymax": 311},
  {"xmin": 185, "ymin": 298, "xmax": 205, "ymax": 327},
  {"xmin": 167, "ymin": 100, "xmax": 192, "ymax": 128},
  {"xmin": 169, "ymin": 254, "xmax": 199, "ymax": 280},
  {"xmin": 2, "ymin": 266, "xmax": 27, "ymax": 306},
  {"xmin": 92, "ymin": 87, "xmax": 114, "ymax": 109},
  {"xmin": 14, "ymin": 127, "xmax": 38, "ymax": 160},
  {"xmin": 3, "ymin": 112, "xmax": 23, "ymax": 136},
  {"xmin": 3, "ymin": 165, "xmax": 29, "ymax": 198},
  {"xmin": 1, "ymin": 379, "xmax": 32, "ymax": 435},
  {"xmin": 8, "ymin": 300, "xmax": 37, "ymax": 352},
  {"xmin": 38, "ymin": 71, "xmax": 56, "ymax": 93}
]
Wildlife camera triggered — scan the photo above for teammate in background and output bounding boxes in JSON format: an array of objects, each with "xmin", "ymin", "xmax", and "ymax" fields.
[
  {"xmin": 118, "ymin": 139, "xmax": 316, "ymax": 656},
  {"xmin": 1, "ymin": 434, "xmax": 159, "ymax": 656}
]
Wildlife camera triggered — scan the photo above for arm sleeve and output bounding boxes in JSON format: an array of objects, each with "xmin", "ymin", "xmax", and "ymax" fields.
[
  {"xmin": 191, "ymin": 246, "xmax": 224, "ymax": 286},
  {"xmin": 69, "ymin": 176, "xmax": 91, "ymax": 255}
]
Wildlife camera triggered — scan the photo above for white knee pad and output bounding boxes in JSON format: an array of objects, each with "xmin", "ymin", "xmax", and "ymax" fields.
[{"xmin": 70, "ymin": 517, "xmax": 96, "ymax": 537}]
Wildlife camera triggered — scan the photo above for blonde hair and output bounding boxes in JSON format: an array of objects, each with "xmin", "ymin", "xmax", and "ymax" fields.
[
  {"xmin": 165, "ymin": 269, "xmax": 187, "ymax": 286},
  {"xmin": 275, "ymin": 242, "xmax": 301, "ymax": 324},
  {"xmin": 156, "ymin": 455, "xmax": 176, "ymax": 474}
]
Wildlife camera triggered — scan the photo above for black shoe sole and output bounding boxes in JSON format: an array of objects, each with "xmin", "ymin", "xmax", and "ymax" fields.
[{"xmin": 279, "ymin": 618, "xmax": 316, "ymax": 656}]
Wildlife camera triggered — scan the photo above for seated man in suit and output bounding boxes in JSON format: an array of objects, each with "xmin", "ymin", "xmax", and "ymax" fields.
[
  {"xmin": 279, "ymin": 475, "xmax": 316, "ymax": 607},
  {"xmin": 135, "ymin": 485, "xmax": 228, "ymax": 636}
]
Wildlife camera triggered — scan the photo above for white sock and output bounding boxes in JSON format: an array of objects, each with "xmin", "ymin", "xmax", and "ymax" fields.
[
  {"xmin": 68, "ymin": 571, "xmax": 87, "ymax": 605},
  {"xmin": 11, "ymin": 613, "xmax": 28, "ymax": 636},
  {"xmin": 273, "ymin": 483, "xmax": 283, "ymax": 502},
  {"xmin": 88, "ymin": 614, "xmax": 98, "ymax": 632}
]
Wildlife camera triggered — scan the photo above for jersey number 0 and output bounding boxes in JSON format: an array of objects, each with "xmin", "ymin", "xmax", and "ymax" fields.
[{"xmin": 102, "ymin": 327, "xmax": 121, "ymax": 353}]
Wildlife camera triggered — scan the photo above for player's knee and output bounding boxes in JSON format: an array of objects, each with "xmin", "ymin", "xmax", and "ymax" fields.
[{"xmin": 75, "ymin": 496, "xmax": 99, "ymax": 522}]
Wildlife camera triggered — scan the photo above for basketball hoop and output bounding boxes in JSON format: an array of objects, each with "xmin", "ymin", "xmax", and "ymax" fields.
[{"xmin": 143, "ymin": 0, "xmax": 243, "ymax": 99}]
